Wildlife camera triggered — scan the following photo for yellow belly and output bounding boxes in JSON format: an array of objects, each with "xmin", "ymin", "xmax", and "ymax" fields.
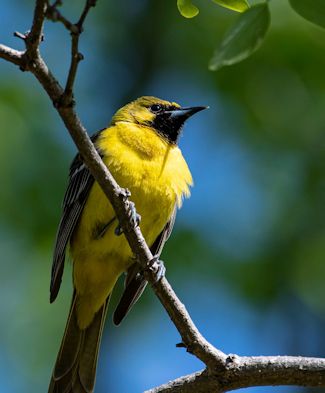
[{"xmin": 70, "ymin": 122, "xmax": 192, "ymax": 328}]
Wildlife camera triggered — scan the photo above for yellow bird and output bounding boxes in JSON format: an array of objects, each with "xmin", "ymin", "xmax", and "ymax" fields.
[{"xmin": 48, "ymin": 96, "xmax": 206, "ymax": 393}]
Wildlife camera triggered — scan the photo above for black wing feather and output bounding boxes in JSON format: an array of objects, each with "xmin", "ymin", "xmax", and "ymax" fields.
[
  {"xmin": 113, "ymin": 207, "xmax": 177, "ymax": 325},
  {"xmin": 50, "ymin": 155, "xmax": 94, "ymax": 303},
  {"xmin": 50, "ymin": 132, "xmax": 104, "ymax": 303}
]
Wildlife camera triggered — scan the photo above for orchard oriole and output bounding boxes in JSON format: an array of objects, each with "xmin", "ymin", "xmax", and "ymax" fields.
[{"xmin": 48, "ymin": 96, "xmax": 206, "ymax": 393}]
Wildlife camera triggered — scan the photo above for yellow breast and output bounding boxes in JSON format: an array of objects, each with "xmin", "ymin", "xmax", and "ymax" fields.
[
  {"xmin": 74, "ymin": 121, "xmax": 192, "ymax": 256},
  {"xmin": 100, "ymin": 122, "xmax": 192, "ymax": 206},
  {"xmin": 70, "ymin": 122, "xmax": 192, "ymax": 327}
]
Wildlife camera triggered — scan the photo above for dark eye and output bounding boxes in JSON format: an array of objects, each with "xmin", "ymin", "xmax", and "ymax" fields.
[{"xmin": 150, "ymin": 104, "xmax": 162, "ymax": 113}]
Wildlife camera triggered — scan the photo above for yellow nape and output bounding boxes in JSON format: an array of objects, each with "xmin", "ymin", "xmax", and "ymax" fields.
[{"xmin": 111, "ymin": 96, "xmax": 181, "ymax": 127}]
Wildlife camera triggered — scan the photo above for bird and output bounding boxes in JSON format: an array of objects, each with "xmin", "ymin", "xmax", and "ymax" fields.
[{"xmin": 48, "ymin": 96, "xmax": 207, "ymax": 393}]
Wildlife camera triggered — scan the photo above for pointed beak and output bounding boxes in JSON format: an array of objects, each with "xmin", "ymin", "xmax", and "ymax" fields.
[
  {"xmin": 169, "ymin": 106, "xmax": 209, "ymax": 121},
  {"xmin": 152, "ymin": 104, "xmax": 208, "ymax": 144}
]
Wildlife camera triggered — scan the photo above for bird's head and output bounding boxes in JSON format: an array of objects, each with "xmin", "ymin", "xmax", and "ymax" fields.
[{"xmin": 111, "ymin": 96, "xmax": 207, "ymax": 144}]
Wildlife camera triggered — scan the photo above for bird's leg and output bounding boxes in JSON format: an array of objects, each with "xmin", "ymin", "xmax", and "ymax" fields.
[
  {"xmin": 115, "ymin": 200, "xmax": 141, "ymax": 236},
  {"xmin": 145, "ymin": 255, "xmax": 166, "ymax": 283}
]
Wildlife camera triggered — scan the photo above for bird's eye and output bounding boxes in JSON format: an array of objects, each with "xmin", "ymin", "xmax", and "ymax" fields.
[{"xmin": 150, "ymin": 104, "xmax": 162, "ymax": 113}]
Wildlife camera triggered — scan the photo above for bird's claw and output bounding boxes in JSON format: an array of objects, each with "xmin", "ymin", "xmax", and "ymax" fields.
[
  {"xmin": 127, "ymin": 201, "xmax": 141, "ymax": 228},
  {"xmin": 146, "ymin": 255, "xmax": 166, "ymax": 283},
  {"xmin": 119, "ymin": 187, "xmax": 131, "ymax": 200},
  {"xmin": 114, "ymin": 200, "xmax": 141, "ymax": 236}
]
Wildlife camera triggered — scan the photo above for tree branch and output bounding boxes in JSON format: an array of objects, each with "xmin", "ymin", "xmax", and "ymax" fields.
[
  {"xmin": 46, "ymin": 1, "xmax": 75, "ymax": 31},
  {"xmin": 0, "ymin": 44, "xmax": 24, "ymax": 66},
  {"xmin": 47, "ymin": 0, "xmax": 97, "ymax": 106},
  {"xmin": 25, "ymin": 0, "xmax": 47, "ymax": 57},
  {"xmin": 1, "ymin": 2, "xmax": 324, "ymax": 393},
  {"xmin": 146, "ymin": 356, "xmax": 325, "ymax": 393}
]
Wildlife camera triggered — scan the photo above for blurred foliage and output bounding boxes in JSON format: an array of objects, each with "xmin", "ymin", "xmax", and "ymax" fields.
[
  {"xmin": 177, "ymin": 0, "xmax": 325, "ymax": 72},
  {"xmin": 177, "ymin": 0, "xmax": 249, "ymax": 18},
  {"xmin": 209, "ymin": 3, "xmax": 271, "ymax": 71},
  {"xmin": 0, "ymin": 0, "xmax": 324, "ymax": 392},
  {"xmin": 177, "ymin": 0, "xmax": 199, "ymax": 18},
  {"xmin": 212, "ymin": 0, "xmax": 249, "ymax": 13},
  {"xmin": 289, "ymin": 0, "xmax": 325, "ymax": 29}
]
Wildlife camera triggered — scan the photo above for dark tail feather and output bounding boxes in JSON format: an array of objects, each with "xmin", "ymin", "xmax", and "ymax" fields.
[
  {"xmin": 113, "ymin": 273, "xmax": 147, "ymax": 326},
  {"xmin": 49, "ymin": 293, "xmax": 109, "ymax": 393},
  {"xmin": 113, "ymin": 262, "xmax": 148, "ymax": 326}
]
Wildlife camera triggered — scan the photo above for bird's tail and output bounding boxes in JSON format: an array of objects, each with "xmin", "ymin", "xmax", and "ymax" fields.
[{"xmin": 48, "ymin": 292, "xmax": 109, "ymax": 393}]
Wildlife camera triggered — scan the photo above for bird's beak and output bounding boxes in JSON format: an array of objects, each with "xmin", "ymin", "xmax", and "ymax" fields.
[
  {"xmin": 168, "ymin": 106, "xmax": 208, "ymax": 122},
  {"xmin": 152, "ymin": 105, "xmax": 208, "ymax": 144}
]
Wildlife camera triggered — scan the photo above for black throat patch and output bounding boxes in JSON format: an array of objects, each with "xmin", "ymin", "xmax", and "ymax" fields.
[{"xmin": 152, "ymin": 111, "xmax": 184, "ymax": 144}]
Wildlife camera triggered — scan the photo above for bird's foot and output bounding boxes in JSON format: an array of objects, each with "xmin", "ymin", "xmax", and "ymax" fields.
[
  {"xmin": 145, "ymin": 255, "xmax": 166, "ymax": 283},
  {"xmin": 119, "ymin": 187, "xmax": 131, "ymax": 200},
  {"xmin": 115, "ymin": 201, "xmax": 141, "ymax": 236}
]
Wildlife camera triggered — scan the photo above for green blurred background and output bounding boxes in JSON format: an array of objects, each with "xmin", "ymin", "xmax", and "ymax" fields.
[{"xmin": 0, "ymin": 1, "xmax": 324, "ymax": 392}]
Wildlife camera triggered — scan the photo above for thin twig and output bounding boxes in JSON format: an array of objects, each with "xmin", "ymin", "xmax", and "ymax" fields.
[
  {"xmin": 45, "ymin": 1, "xmax": 97, "ymax": 106},
  {"xmin": 77, "ymin": 0, "xmax": 97, "ymax": 29},
  {"xmin": 63, "ymin": 0, "xmax": 96, "ymax": 102},
  {"xmin": 8, "ymin": 0, "xmax": 47, "ymax": 71},
  {"xmin": 62, "ymin": 32, "xmax": 83, "ymax": 107},
  {"xmin": 46, "ymin": 4, "xmax": 75, "ymax": 31},
  {"xmin": 25, "ymin": 0, "xmax": 47, "ymax": 57},
  {"xmin": 13, "ymin": 31, "xmax": 28, "ymax": 41}
]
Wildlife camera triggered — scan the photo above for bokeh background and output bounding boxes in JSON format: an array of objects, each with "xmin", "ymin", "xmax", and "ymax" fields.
[{"xmin": 0, "ymin": 1, "xmax": 324, "ymax": 392}]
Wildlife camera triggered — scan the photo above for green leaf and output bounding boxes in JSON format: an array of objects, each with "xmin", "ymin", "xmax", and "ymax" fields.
[
  {"xmin": 209, "ymin": 3, "xmax": 270, "ymax": 71},
  {"xmin": 212, "ymin": 0, "xmax": 249, "ymax": 13},
  {"xmin": 289, "ymin": 0, "xmax": 325, "ymax": 29},
  {"xmin": 177, "ymin": 0, "xmax": 199, "ymax": 18}
]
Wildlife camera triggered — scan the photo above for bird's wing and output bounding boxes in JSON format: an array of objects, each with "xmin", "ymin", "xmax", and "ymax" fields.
[
  {"xmin": 50, "ymin": 153, "xmax": 95, "ymax": 303},
  {"xmin": 50, "ymin": 131, "xmax": 105, "ymax": 303},
  {"xmin": 113, "ymin": 207, "xmax": 177, "ymax": 325}
]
